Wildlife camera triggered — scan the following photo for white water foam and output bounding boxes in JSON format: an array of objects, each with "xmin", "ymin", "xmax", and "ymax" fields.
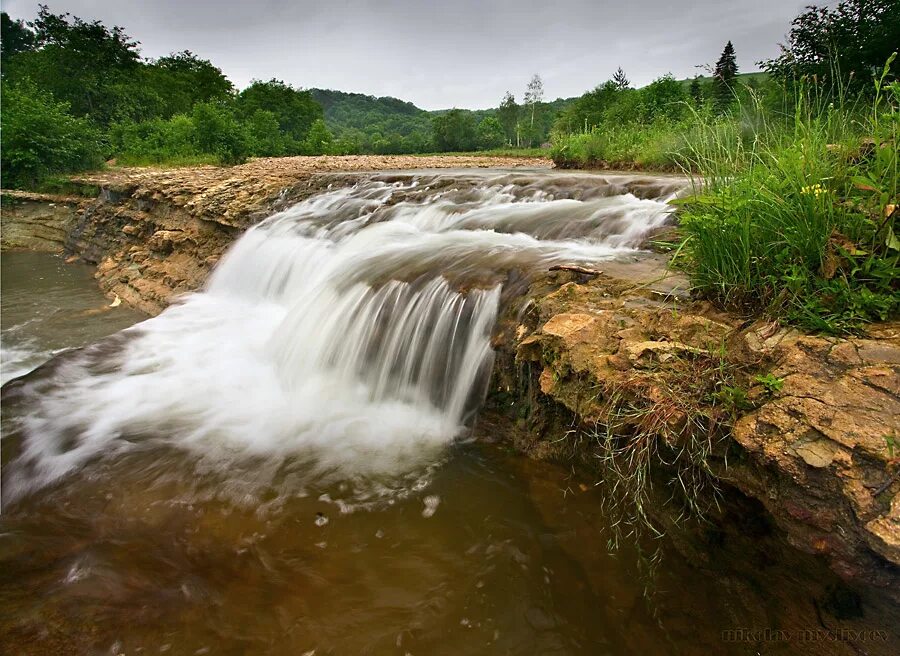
[{"xmin": 3, "ymin": 172, "xmax": 683, "ymax": 502}]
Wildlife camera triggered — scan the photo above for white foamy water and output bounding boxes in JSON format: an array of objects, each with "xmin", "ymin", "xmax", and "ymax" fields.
[{"xmin": 2, "ymin": 171, "xmax": 685, "ymax": 502}]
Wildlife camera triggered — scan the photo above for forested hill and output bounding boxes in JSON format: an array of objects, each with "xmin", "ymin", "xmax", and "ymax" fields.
[
  {"xmin": 308, "ymin": 89, "xmax": 432, "ymax": 153},
  {"xmin": 309, "ymin": 88, "xmax": 577, "ymax": 153}
]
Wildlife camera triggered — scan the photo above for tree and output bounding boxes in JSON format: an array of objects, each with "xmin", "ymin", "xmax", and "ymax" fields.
[
  {"xmin": 689, "ymin": 77, "xmax": 704, "ymax": 106},
  {"xmin": 612, "ymin": 67, "xmax": 630, "ymax": 90},
  {"xmin": 1, "ymin": 12, "xmax": 34, "ymax": 69},
  {"xmin": 237, "ymin": 79, "xmax": 323, "ymax": 149},
  {"xmin": 148, "ymin": 51, "xmax": 233, "ymax": 117},
  {"xmin": 192, "ymin": 102, "xmax": 250, "ymax": 165},
  {"xmin": 640, "ymin": 74, "xmax": 688, "ymax": 121},
  {"xmin": 7, "ymin": 5, "xmax": 143, "ymax": 123},
  {"xmin": 1, "ymin": 80, "xmax": 103, "ymax": 188},
  {"xmin": 713, "ymin": 41, "xmax": 738, "ymax": 112},
  {"xmin": 497, "ymin": 91, "xmax": 519, "ymax": 145},
  {"xmin": 246, "ymin": 109, "xmax": 285, "ymax": 157},
  {"xmin": 524, "ymin": 74, "xmax": 544, "ymax": 132},
  {"xmin": 303, "ymin": 118, "xmax": 333, "ymax": 154},
  {"xmin": 476, "ymin": 117, "xmax": 505, "ymax": 150},
  {"xmin": 431, "ymin": 109, "xmax": 477, "ymax": 151},
  {"xmin": 761, "ymin": 0, "xmax": 899, "ymax": 92}
]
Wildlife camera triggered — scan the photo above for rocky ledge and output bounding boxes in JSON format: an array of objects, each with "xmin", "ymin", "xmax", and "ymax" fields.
[
  {"xmin": 487, "ymin": 270, "xmax": 900, "ymax": 602},
  {"xmin": 2, "ymin": 155, "xmax": 550, "ymax": 314},
  {"xmin": 3, "ymin": 156, "xmax": 897, "ymax": 604}
]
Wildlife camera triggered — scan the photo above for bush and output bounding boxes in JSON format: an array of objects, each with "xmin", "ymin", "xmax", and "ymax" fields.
[
  {"xmin": 245, "ymin": 109, "xmax": 286, "ymax": 157},
  {"xmin": 1, "ymin": 81, "xmax": 104, "ymax": 188},
  {"xmin": 109, "ymin": 114, "xmax": 199, "ymax": 163},
  {"xmin": 191, "ymin": 102, "xmax": 250, "ymax": 165}
]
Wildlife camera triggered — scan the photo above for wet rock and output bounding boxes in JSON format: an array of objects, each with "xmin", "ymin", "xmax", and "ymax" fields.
[{"xmin": 503, "ymin": 272, "xmax": 900, "ymax": 600}]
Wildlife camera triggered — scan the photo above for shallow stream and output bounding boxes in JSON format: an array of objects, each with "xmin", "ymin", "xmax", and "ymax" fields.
[{"xmin": 1, "ymin": 171, "xmax": 895, "ymax": 655}]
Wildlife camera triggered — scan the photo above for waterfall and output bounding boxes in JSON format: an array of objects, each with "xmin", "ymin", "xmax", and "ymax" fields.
[{"xmin": 2, "ymin": 171, "xmax": 684, "ymax": 502}]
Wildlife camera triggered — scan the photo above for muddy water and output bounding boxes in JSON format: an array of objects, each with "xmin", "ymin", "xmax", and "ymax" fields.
[
  {"xmin": 2, "ymin": 184, "xmax": 897, "ymax": 655},
  {"xmin": 1, "ymin": 252, "xmax": 146, "ymax": 385}
]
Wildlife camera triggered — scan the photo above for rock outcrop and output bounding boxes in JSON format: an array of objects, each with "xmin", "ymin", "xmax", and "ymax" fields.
[
  {"xmin": 4, "ymin": 155, "xmax": 550, "ymax": 314},
  {"xmin": 0, "ymin": 192, "xmax": 85, "ymax": 252},
  {"xmin": 4, "ymin": 156, "xmax": 896, "ymax": 604},
  {"xmin": 492, "ymin": 271, "xmax": 900, "ymax": 601}
]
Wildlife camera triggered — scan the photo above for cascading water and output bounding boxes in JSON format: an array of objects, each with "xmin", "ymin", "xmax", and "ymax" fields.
[{"xmin": 2, "ymin": 170, "xmax": 685, "ymax": 504}]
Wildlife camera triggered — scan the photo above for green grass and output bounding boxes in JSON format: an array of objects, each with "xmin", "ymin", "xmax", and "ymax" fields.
[
  {"xmin": 675, "ymin": 57, "xmax": 899, "ymax": 334},
  {"xmin": 550, "ymin": 121, "xmax": 691, "ymax": 170}
]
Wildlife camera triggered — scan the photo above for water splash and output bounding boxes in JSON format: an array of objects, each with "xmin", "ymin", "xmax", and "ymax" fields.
[{"xmin": 2, "ymin": 171, "xmax": 684, "ymax": 503}]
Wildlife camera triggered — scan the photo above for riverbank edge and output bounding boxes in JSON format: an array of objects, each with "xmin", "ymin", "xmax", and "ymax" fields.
[{"xmin": 2, "ymin": 157, "xmax": 897, "ymax": 602}]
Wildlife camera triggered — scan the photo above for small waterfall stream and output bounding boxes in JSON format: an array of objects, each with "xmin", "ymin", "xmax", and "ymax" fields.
[
  {"xmin": 3, "ymin": 171, "xmax": 685, "ymax": 503},
  {"xmin": 4, "ymin": 170, "xmax": 894, "ymax": 656}
]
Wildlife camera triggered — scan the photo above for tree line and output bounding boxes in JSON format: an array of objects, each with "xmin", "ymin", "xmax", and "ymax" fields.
[
  {"xmin": 2, "ymin": 0, "xmax": 895, "ymax": 189},
  {"xmin": 0, "ymin": 5, "xmax": 562, "ymax": 188}
]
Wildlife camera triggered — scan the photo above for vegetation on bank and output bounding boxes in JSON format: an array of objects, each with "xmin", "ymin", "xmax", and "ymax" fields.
[
  {"xmin": 677, "ymin": 61, "xmax": 899, "ymax": 334},
  {"xmin": 549, "ymin": 0, "xmax": 898, "ymax": 334},
  {"xmin": 1, "ymin": 1, "xmax": 896, "ymax": 336},
  {"xmin": 0, "ymin": 5, "xmax": 559, "ymax": 186}
]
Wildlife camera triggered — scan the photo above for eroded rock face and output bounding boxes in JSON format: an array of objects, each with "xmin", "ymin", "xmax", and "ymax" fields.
[
  {"xmin": 503, "ymin": 273, "xmax": 900, "ymax": 601},
  {"xmin": 0, "ymin": 193, "xmax": 85, "ymax": 252},
  {"xmin": 730, "ymin": 325, "xmax": 900, "ymax": 595},
  {"xmin": 3, "ymin": 156, "xmax": 550, "ymax": 315}
]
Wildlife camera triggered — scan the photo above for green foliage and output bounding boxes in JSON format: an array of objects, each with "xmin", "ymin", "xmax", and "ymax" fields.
[
  {"xmin": 640, "ymin": 74, "xmax": 688, "ymax": 122},
  {"xmin": 245, "ymin": 110, "xmax": 286, "ymax": 157},
  {"xmin": 497, "ymin": 92, "xmax": 519, "ymax": 145},
  {"xmin": 0, "ymin": 80, "xmax": 104, "ymax": 188},
  {"xmin": 145, "ymin": 51, "xmax": 234, "ymax": 118},
  {"xmin": 1, "ymin": 12, "xmax": 34, "ymax": 67},
  {"xmin": 677, "ymin": 57, "xmax": 900, "ymax": 334},
  {"xmin": 191, "ymin": 102, "xmax": 250, "ymax": 165},
  {"xmin": 476, "ymin": 116, "xmax": 506, "ymax": 150},
  {"xmin": 237, "ymin": 79, "xmax": 323, "ymax": 148},
  {"xmin": 303, "ymin": 118, "xmax": 333, "ymax": 155},
  {"xmin": 431, "ymin": 109, "xmax": 478, "ymax": 151},
  {"xmin": 310, "ymin": 88, "xmax": 432, "ymax": 154},
  {"xmin": 108, "ymin": 114, "xmax": 198, "ymax": 164},
  {"xmin": 754, "ymin": 373, "xmax": 785, "ymax": 395},
  {"xmin": 762, "ymin": 0, "xmax": 899, "ymax": 93},
  {"xmin": 713, "ymin": 41, "xmax": 738, "ymax": 112},
  {"xmin": 4, "ymin": 5, "xmax": 142, "ymax": 125}
]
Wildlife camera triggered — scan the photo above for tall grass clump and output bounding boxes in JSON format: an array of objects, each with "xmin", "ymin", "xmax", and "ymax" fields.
[
  {"xmin": 551, "ymin": 120, "xmax": 691, "ymax": 170},
  {"xmin": 676, "ymin": 56, "xmax": 899, "ymax": 334}
]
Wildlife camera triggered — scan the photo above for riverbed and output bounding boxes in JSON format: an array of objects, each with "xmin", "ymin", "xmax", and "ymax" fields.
[{"xmin": 2, "ymin": 170, "xmax": 896, "ymax": 655}]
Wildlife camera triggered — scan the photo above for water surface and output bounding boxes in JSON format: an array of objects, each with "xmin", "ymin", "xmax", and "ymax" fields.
[{"xmin": 2, "ymin": 172, "xmax": 896, "ymax": 655}]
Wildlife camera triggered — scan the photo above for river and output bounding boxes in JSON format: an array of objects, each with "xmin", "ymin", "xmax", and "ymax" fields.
[{"xmin": 1, "ymin": 170, "xmax": 894, "ymax": 655}]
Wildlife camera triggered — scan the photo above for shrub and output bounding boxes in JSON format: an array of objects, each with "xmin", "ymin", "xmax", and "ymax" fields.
[
  {"xmin": 0, "ymin": 80, "xmax": 104, "ymax": 188},
  {"xmin": 109, "ymin": 114, "xmax": 199, "ymax": 163},
  {"xmin": 191, "ymin": 102, "xmax": 250, "ymax": 165}
]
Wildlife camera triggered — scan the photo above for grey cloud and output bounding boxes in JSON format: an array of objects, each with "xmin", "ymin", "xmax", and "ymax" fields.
[{"xmin": 3, "ymin": 0, "xmax": 831, "ymax": 109}]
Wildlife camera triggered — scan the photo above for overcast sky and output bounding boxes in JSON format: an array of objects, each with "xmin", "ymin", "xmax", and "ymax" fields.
[{"xmin": 3, "ymin": 0, "xmax": 831, "ymax": 110}]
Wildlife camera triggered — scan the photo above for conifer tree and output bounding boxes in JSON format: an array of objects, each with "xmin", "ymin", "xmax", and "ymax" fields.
[
  {"xmin": 689, "ymin": 77, "xmax": 703, "ymax": 106},
  {"xmin": 612, "ymin": 67, "xmax": 630, "ymax": 90},
  {"xmin": 713, "ymin": 41, "xmax": 738, "ymax": 112}
]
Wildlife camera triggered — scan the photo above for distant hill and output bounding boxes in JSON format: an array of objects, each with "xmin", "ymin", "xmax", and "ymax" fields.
[
  {"xmin": 309, "ymin": 89, "xmax": 432, "ymax": 144},
  {"xmin": 309, "ymin": 87, "xmax": 576, "ymax": 148}
]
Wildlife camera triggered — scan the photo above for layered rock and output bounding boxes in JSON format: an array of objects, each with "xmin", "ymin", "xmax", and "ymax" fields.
[
  {"xmin": 495, "ymin": 271, "xmax": 900, "ymax": 600},
  {"xmin": 3, "ymin": 155, "xmax": 550, "ymax": 315},
  {"xmin": 0, "ymin": 192, "xmax": 85, "ymax": 252}
]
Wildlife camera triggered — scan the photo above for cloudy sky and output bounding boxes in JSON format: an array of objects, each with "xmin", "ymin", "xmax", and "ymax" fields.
[{"xmin": 3, "ymin": 0, "xmax": 830, "ymax": 109}]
